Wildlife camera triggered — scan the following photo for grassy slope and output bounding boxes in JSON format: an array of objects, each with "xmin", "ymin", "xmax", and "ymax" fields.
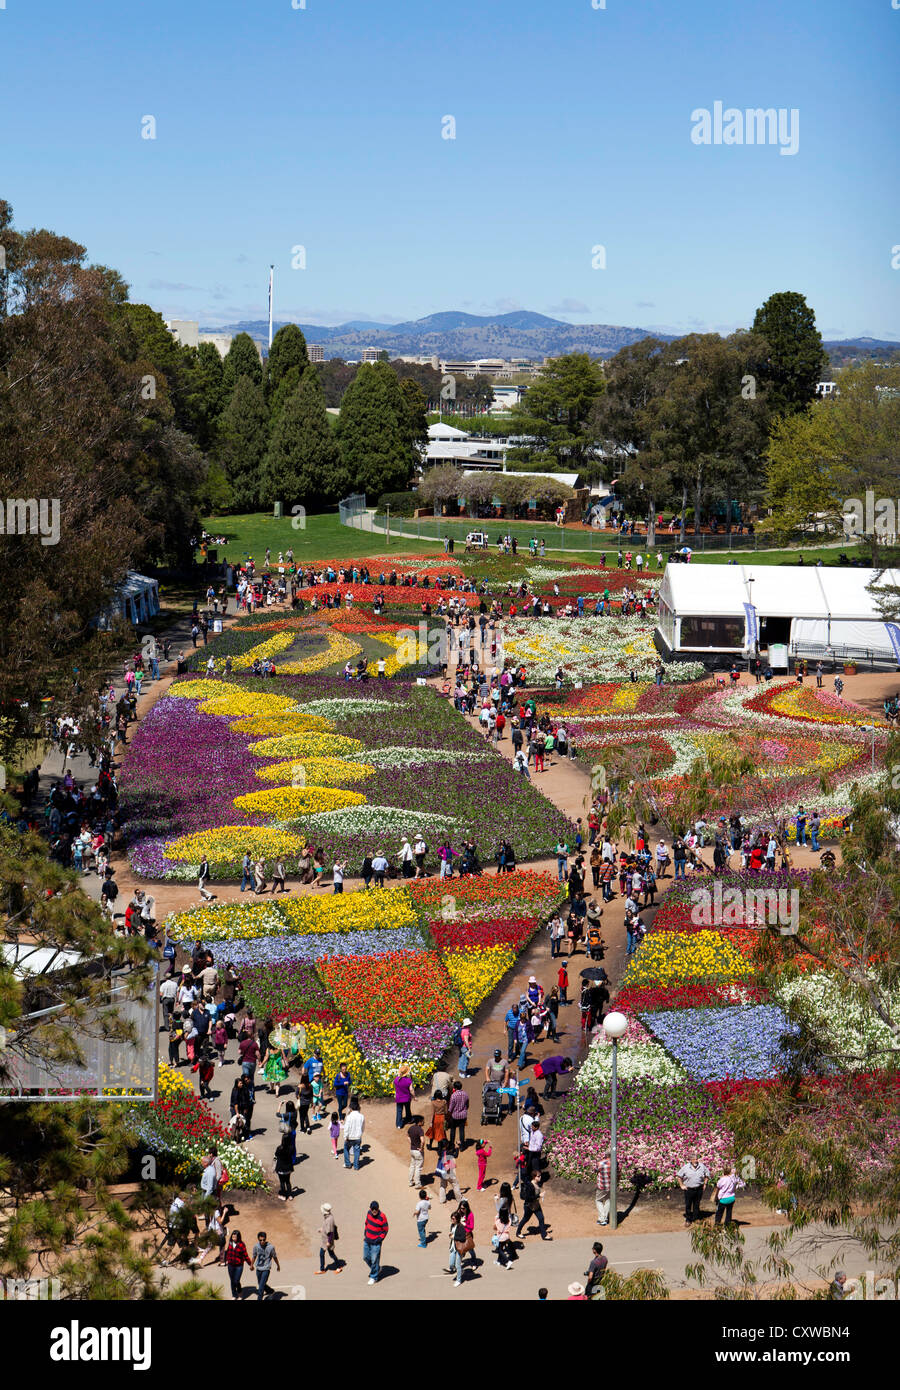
[{"xmin": 203, "ymin": 513, "xmax": 862, "ymax": 570}]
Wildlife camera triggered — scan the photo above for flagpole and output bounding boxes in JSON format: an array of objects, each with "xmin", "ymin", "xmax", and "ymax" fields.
[{"xmin": 268, "ymin": 265, "xmax": 274, "ymax": 350}]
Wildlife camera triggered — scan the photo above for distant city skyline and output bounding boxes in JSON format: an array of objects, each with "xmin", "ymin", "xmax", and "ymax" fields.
[{"xmin": 1, "ymin": 0, "xmax": 897, "ymax": 341}]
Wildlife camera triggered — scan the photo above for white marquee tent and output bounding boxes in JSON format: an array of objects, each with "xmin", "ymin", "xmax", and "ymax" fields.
[{"xmin": 656, "ymin": 564, "xmax": 900, "ymax": 662}]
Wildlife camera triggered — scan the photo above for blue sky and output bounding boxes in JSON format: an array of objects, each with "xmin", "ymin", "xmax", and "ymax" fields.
[{"xmin": 1, "ymin": 0, "xmax": 898, "ymax": 339}]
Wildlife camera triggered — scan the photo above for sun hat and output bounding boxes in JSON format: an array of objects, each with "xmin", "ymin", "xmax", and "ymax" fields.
[
  {"xmin": 568, "ymin": 1282, "xmax": 585, "ymax": 1296},
  {"xmin": 462, "ymin": 1017, "xmax": 472, "ymax": 1026},
  {"xmin": 321, "ymin": 1203, "xmax": 332, "ymax": 1213}
]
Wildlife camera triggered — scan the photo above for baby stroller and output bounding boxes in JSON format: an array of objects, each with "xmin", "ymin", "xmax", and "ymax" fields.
[{"xmin": 481, "ymin": 1082, "xmax": 504, "ymax": 1125}]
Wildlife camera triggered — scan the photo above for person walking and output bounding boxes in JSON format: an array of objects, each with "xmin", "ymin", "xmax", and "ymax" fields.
[
  {"xmin": 714, "ymin": 1165, "xmax": 746, "ymax": 1225},
  {"xmin": 414, "ymin": 1189, "xmax": 431, "ymax": 1248},
  {"xmin": 515, "ymin": 1173, "xmax": 551, "ymax": 1241},
  {"xmin": 316, "ymin": 1203, "xmax": 342, "ymax": 1274},
  {"xmin": 437, "ymin": 1146, "xmax": 462, "ymax": 1206},
  {"xmin": 407, "ymin": 1117, "xmax": 425, "ymax": 1189},
  {"xmin": 363, "ymin": 1201, "xmax": 389, "ymax": 1285},
  {"xmin": 343, "ymin": 1098, "xmax": 365, "ymax": 1170},
  {"xmin": 447, "ymin": 1080, "xmax": 469, "ymax": 1150},
  {"xmin": 472, "ymin": 1132, "xmax": 493, "ymax": 1190},
  {"xmin": 676, "ymin": 1154, "xmax": 710, "ymax": 1226},
  {"xmin": 394, "ymin": 1064, "xmax": 415, "ymax": 1128},
  {"xmin": 224, "ymin": 1229, "xmax": 252, "ymax": 1299},
  {"xmin": 333, "ymin": 1062, "xmax": 352, "ymax": 1121},
  {"xmin": 251, "ymin": 1231, "xmax": 280, "ymax": 1300},
  {"xmin": 274, "ymin": 1136, "xmax": 294, "ymax": 1200}
]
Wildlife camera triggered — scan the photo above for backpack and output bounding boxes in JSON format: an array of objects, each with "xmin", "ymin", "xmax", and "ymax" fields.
[{"xmin": 452, "ymin": 1024, "xmax": 464, "ymax": 1049}]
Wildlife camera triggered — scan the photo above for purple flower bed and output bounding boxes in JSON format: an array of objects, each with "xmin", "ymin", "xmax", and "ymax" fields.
[
  {"xmin": 199, "ymin": 927, "xmax": 427, "ymax": 968},
  {"xmin": 125, "ymin": 677, "xmax": 572, "ymax": 879},
  {"xmin": 353, "ymin": 1023, "xmax": 456, "ymax": 1061},
  {"xmin": 640, "ymin": 1004, "xmax": 799, "ymax": 1082},
  {"xmin": 241, "ymin": 960, "xmax": 338, "ymax": 1023},
  {"xmin": 119, "ymin": 696, "xmax": 266, "ymax": 839}
]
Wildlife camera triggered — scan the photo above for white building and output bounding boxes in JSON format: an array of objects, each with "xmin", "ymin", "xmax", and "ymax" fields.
[
  {"xmin": 423, "ymin": 422, "xmax": 508, "ymax": 470},
  {"xmin": 657, "ymin": 562, "xmax": 900, "ymax": 664},
  {"xmin": 308, "ymin": 343, "xmax": 325, "ymax": 363},
  {"xmin": 166, "ymin": 319, "xmax": 199, "ymax": 349}
]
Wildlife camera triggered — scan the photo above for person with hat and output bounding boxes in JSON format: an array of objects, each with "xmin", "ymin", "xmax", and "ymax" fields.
[
  {"xmin": 316, "ymin": 1203, "xmax": 341, "ymax": 1274},
  {"xmin": 458, "ymin": 1017, "xmax": 473, "ymax": 1078},
  {"xmin": 567, "ymin": 1282, "xmax": 587, "ymax": 1300}
]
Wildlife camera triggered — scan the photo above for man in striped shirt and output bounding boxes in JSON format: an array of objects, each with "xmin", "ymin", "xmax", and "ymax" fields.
[{"xmin": 363, "ymin": 1201, "xmax": 389, "ymax": 1285}]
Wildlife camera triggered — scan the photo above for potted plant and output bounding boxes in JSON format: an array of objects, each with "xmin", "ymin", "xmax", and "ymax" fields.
[{"xmin": 843, "ymin": 660, "xmax": 857, "ymax": 675}]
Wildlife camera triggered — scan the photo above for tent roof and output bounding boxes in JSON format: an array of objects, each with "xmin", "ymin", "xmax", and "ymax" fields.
[
  {"xmin": 660, "ymin": 564, "xmax": 900, "ymax": 621},
  {"xmin": 118, "ymin": 572, "xmax": 159, "ymax": 599}
]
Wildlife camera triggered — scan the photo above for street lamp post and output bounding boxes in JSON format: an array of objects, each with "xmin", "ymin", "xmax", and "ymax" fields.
[
  {"xmin": 862, "ymin": 724, "xmax": 876, "ymax": 773},
  {"xmin": 602, "ymin": 1010, "xmax": 628, "ymax": 1230}
]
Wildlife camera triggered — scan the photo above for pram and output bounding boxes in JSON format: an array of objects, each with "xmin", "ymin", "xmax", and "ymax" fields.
[{"xmin": 481, "ymin": 1081, "xmax": 504, "ymax": 1125}]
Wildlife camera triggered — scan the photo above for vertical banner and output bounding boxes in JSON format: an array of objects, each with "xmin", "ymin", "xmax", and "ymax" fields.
[
  {"xmin": 884, "ymin": 623, "xmax": 900, "ymax": 664},
  {"xmin": 743, "ymin": 602, "xmax": 758, "ymax": 646}
]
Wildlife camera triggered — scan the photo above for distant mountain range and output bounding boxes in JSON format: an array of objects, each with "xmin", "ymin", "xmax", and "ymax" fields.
[{"xmin": 201, "ymin": 310, "xmax": 899, "ymax": 364}]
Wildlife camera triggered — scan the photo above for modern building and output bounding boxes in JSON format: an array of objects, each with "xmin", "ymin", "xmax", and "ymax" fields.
[
  {"xmin": 165, "ymin": 319, "xmax": 199, "ymax": 349},
  {"xmin": 308, "ymin": 343, "xmax": 325, "ymax": 362},
  {"xmin": 361, "ymin": 346, "xmax": 381, "ymax": 363},
  {"xmin": 656, "ymin": 562, "xmax": 900, "ymax": 665},
  {"xmin": 424, "ymin": 422, "xmax": 508, "ymax": 469}
]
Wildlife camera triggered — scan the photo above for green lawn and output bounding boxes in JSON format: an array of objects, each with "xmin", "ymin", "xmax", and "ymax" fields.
[
  {"xmin": 200, "ymin": 512, "xmax": 444, "ymax": 565},
  {"xmin": 202, "ymin": 512, "xmax": 867, "ymax": 571}
]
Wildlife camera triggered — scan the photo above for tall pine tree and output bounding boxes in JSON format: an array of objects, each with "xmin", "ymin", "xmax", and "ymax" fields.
[
  {"xmin": 265, "ymin": 323, "xmax": 309, "ymax": 401},
  {"xmin": 216, "ymin": 374, "xmax": 269, "ymax": 511},
  {"xmin": 261, "ymin": 365, "xmax": 345, "ymax": 510},
  {"xmin": 222, "ymin": 331, "xmax": 263, "ymax": 394},
  {"xmin": 336, "ymin": 362, "xmax": 414, "ymax": 498},
  {"xmin": 752, "ymin": 291, "xmax": 826, "ymax": 419}
]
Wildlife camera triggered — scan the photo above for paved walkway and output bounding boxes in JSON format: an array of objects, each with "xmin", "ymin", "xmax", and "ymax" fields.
[{"xmin": 47, "ymin": 591, "xmax": 878, "ymax": 1299}]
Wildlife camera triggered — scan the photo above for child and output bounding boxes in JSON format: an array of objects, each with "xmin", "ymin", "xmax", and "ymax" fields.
[
  {"xmin": 168, "ymin": 1022, "xmax": 182, "ymax": 1067},
  {"xmin": 558, "ymin": 961, "xmax": 569, "ymax": 1005},
  {"xmin": 328, "ymin": 1112, "xmax": 341, "ymax": 1160},
  {"xmin": 214, "ymin": 1017, "xmax": 228, "ymax": 1068},
  {"xmin": 475, "ymin": 1138, "xmax": 492, "ymax": 1191},
  {"xmin": 414, "ymin": 1189, "xmax": 431, "ymax": 1249},
  {"xmin": 513, "ymin": 1145, "xmax": 528, "ymax": 1190},
  {"xmin": 197, "ymin": 1046, "xmax": 215, "ymax": 1100},
  {"xmin": 311, "ymin": 1069, "xmax": 327, "ymax": 1122}
]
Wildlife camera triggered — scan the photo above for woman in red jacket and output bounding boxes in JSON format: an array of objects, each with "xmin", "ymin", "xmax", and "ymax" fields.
[{"xmin": 224, "ymin": 1229, "xmax": 251, "ymax": 1299}]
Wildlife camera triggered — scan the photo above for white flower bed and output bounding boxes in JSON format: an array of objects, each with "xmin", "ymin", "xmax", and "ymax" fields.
[
  {"xmin": 304, "ymin": 805, "xmax": 460, "ymax": 835},
  {"xmin": 773, "ymin": 972, "xmax": 900, "ymax": 1070},
  {"xmin": 501, "ymin": 614, "xmax": 704, "ymax": 684},
  {"xmin": 574, "ymin": 1038, "xmax": 688, "ymax": 1088}
]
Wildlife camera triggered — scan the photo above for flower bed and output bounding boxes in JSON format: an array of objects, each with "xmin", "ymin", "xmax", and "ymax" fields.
[
  {"xmin": 319, "ymin": 949, "xmax": 460, "ymax": 1027},
  {"xmin": 128, "ymin": 1064, "xmax": 267, "ymax": 1190},
  {"xmin": 240, "ymin": 960, "xmax": 340, "ymax": 1025}
]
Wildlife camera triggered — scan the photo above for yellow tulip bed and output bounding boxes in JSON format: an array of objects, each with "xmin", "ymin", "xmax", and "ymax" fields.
[
  {"xmin": 443, "ymin": 945, "xmax": 518, "ymax": 1012},
  {"xmin": 252, "ymin": 757, "xmax": 376, "ymax": 786},
  {"xmin": 623, "ymin": 930, "xmax": 754, "ymax": 987},
  {"xmin": 232, "ymin": 785, "xmax": 367, "ymax": 818},
  {"xmin": 249, "ymin": 732, "xmax": 365, "ymax": 760},
  {"xmin": 230, "ymin": 712, "xmax": 335, "ymax": 736},
  {"xmin": 164, "ymin": 826, "xmax": 306, "ymax": 873}
]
